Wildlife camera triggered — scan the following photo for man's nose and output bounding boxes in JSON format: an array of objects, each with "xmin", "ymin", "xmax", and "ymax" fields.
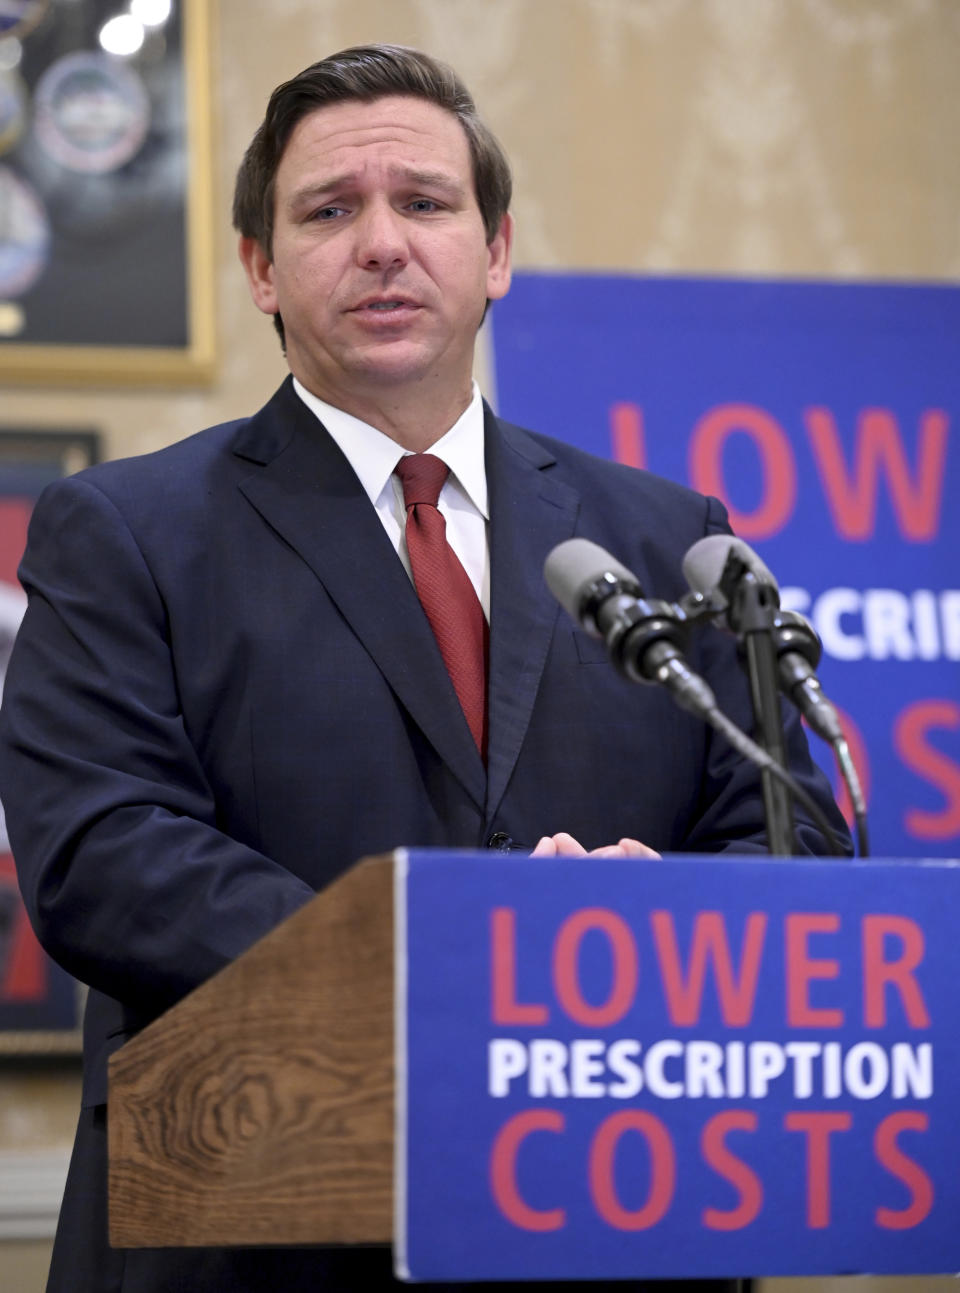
[{"xmin": 355, "ymin": 202, "xmax": 408, "ymax": 270}]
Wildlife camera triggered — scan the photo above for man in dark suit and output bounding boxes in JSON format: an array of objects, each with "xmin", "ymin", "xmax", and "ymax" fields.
[{"xmin": 0, "ymin": 44, "xmax": 847, "ymax": 1293}]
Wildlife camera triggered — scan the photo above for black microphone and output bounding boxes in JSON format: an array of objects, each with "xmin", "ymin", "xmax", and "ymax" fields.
[
  {"xmin": 543, "ymin": 538, "xmax": 716, "ymax": 718},
  {"xmin": 682, "ymin": 535, "xmax": 843, "ymax": 743},
  {"xmin": 681, "ymin": 534, "xmax": 779, "ymax": 629},
  {"xmin": 772, "ymin": 610, "xmax": 844, "ymax": 744}
]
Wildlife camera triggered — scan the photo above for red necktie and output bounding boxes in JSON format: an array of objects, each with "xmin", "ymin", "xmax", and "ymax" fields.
[{"xmin": 395, "ymin": 454, "xmax": 488, "ymax": 755}]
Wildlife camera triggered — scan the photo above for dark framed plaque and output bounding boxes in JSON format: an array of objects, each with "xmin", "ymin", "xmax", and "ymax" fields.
[
  {"xmin": 0, "ymin": 427, "xmax": 99, "ymax": 1054},
  {"xmin": 0, "ymin": 0, "xmax": 215, "ymax": 386}
]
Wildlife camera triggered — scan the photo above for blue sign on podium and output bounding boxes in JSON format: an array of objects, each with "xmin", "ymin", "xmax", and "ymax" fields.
[{"xmin": 395, "ymin": 849, "xmax": 960, "ymax": 1282}]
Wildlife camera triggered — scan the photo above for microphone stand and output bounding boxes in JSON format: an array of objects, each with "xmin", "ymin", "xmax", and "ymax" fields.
[{"xmin": 728, "ymin": 569, "xmax": 796, "ymax": 857}]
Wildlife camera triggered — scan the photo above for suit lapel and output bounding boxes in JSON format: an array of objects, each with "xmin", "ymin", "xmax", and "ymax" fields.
[
  {"xmin": 232, "ymin": 382, "xmax": 487, "ymax": 811},
  {"xmin": 484, "ymin": 409, "xmax": 580, "ymax": 826}
]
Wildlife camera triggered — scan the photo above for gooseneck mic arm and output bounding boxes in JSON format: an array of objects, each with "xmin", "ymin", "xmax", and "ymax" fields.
[{"xmin": 772, "ymin": 610, "xmax": 869, "ymax": 857}]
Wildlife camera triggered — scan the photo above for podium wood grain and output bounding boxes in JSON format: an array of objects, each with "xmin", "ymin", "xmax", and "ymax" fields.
[{"xmin": 108, "ymin": 855, "xmax": 394, "ymax": 1247}]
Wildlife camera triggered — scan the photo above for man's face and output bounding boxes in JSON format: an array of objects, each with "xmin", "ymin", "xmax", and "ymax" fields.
[{"xmin": 240, "ymin": 95, "xmax": 512, "ymax": 409}]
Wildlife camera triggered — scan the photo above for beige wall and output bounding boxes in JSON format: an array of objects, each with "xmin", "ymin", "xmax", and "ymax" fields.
[
  {"xmin": 5, "ymin": 0, "xmax": 959, "ymax": 454},
  {"xmin": 2, "ymin": 1, "xmax": 958, "ymax": 1288}
]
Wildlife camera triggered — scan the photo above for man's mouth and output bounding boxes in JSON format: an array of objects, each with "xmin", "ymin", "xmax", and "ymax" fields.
[{"xmin": 352, "ymin": 297, "xmax": 418, "ymax": 313}]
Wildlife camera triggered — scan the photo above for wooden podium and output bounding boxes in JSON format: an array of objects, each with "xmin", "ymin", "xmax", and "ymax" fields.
[
  {"xmin": 107, "ymin": 855, "xmax": 394, "ymax": 1249},
  {"xmin": 108, "ymin": 847, "xmax": 960, "ymax": 1281}
]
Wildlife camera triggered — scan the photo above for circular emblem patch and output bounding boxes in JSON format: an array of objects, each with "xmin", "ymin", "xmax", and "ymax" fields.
[{"xmin": 34, "ymin": 51, "xmax": 150, "ymax": 174}]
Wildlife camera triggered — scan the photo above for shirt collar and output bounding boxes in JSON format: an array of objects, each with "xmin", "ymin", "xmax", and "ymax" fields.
[{"xmin": 292, "ymin": 378, "xmax": 488, "ymax": 518}]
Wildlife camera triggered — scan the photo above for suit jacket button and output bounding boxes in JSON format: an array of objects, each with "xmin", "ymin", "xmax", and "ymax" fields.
[{"xmin": 487, "ymin": 831, "xmax": 513, "ymax": 851}]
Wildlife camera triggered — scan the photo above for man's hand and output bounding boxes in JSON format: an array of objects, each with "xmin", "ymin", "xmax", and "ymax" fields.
[{"xmin": 531, "ymin": 831, "xmax": 660, "ymax": 859}]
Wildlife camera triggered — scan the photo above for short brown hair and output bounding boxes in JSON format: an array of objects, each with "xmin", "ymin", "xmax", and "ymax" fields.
[{"xmin": 233, "ymin": 43, "xmax": 512, "ymax": 255}]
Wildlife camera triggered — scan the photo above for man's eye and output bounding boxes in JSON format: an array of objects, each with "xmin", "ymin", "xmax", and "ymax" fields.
[
  {"xmin": 408, "ymin": 199, "xmax": 438, "ymax": 213},
  {"xmin": 313, "ymin": 206, "xmax": 344, "ymax": 220}
]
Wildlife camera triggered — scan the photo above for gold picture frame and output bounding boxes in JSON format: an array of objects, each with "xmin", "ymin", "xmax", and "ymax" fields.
[{"xmin": 0, "ymin": 0, "xmax": 216, "ymax": 386}]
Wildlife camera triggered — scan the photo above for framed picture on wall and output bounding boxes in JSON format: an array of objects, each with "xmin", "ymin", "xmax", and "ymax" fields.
[
  {"xmin": 0, "ymin": 427, "xmax": 99, "ymax": 1055},
  {"xmin": 0, "ymin": 0, "xmax": 215, "ymax": 386}
]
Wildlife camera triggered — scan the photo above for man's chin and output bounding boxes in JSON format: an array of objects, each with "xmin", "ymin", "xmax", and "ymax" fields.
[
  {"xmin": 293, "ymin": 334, "xmax": 474, "ymax": 404},
  {"xmin": 341, "ymin": 340, "xmax": 458, "ymax": 388}
]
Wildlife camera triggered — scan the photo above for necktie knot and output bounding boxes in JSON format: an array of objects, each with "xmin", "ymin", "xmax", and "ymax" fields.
[{"xmin": 395, "ymin": 453, "xmax": 449, "ymax": 509}]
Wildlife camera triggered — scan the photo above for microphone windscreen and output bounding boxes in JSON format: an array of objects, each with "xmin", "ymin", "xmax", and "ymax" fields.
[
  {"xmin": 544, "ymin": 538, "xmax": 639, "ymax": 621},
  {"xmin": 682, "ymin": 535, "xmax": 779, "ymax": 597}
]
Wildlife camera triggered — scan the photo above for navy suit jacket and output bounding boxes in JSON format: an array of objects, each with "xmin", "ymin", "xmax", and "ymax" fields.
[{"xmin": 0, "ymin": 379, "xmax": 846, "ymax": 1290}]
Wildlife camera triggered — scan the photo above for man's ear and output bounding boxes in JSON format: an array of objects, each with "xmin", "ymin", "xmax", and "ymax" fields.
[
  {"xmin": 485, "ymin": 212, "xmax": 513, "ymax": 303},
  {"xmin": 238, "ymin": 236, "xmax": 279, "ymax": 316}
]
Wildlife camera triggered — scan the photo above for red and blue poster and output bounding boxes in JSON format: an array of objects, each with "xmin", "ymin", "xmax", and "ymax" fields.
[
  {"xmin": 0, "ymin": 433, "xmax": 98, "ymax": 1047},
  {"xmin": 489, "ymin": 275, "xmax": 959, "ymax": 859},
  {"xmin": 396, "ymin": 848, "xmax": 958, "ymax": 1282}
]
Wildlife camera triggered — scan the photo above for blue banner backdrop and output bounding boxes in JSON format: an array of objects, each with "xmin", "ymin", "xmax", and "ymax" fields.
[
  {"xmin": 397, "ymin": 849, "xmax": 958, "ymax": 1283},
  {"xmin": 489, "ymin": 274, "xmax": 960, "ymax": 859}
]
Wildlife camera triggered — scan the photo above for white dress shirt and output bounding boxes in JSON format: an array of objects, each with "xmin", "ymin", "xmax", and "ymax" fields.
[{"xmin": 293, "ymin": 378, "xmax": 490, "ymax": 617}]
